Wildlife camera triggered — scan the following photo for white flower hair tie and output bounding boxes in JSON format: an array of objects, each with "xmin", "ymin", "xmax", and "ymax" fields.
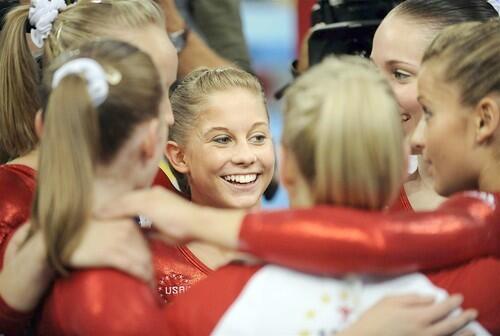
[
  {"xmin": 29, "ymin": 0, "xmax": 67, "ymax": 48},
  {"xmin": 52, "ymin": 58, "xmax": 109, "ymax": 107},
  {"xmin": 488, "ymin": 0, "xmax": 500, "ymax": 15}
]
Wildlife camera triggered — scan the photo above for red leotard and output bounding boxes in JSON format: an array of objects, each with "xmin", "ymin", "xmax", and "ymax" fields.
[
  {"xmin": 0, "ymin": 164, "xmax": 36, "ymax": 335},
  {"xmin": 35, "ymin": 192, "xmax": 500, "ymax": 335}
]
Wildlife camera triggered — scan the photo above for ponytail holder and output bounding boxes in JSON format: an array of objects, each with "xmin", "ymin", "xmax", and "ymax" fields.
[
  {"xmin": 52, "ymin": 58, "xmax": 109, "ymax": 107},
  {"xmin": 28, "ymin": 0, "xmax": 67, "ymax": 48},
  {"xmin": 488, "ymin": 0, "xmax": 500, "ymax": 15}
]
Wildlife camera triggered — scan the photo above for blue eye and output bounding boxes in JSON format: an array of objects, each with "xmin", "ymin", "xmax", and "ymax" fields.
[
  {"xmin": 213, "ymin": 135, "xmax": 231, "ymax": 144},
  {"xmin": 250, "ymin": 134, "xmax": 267, "ymax": 144}
]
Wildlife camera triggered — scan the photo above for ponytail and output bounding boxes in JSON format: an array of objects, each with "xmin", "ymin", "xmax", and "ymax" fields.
[
  {"xmin": 32, "ymin": 75, "xmax": 98, "ymax": 275},
  {"xmin": 0, "ymin": 5, "xmax": 42, "ymax": 160}
]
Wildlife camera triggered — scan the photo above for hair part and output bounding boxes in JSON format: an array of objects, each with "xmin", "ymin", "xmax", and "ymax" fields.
[
  {"xmin": 0, "ymin": 0, "xmax": 164, "ymax": 160},
  {"xmin": 168, "ymin": 67, "xmax": 267, "ymax": 195},
  {"xmin": 283, "ymin": 56, "xmax": 405, "ymax": 210},
  {"xmin": 31, "ymin": 40, "xmax": 162, "ymax": 275}
]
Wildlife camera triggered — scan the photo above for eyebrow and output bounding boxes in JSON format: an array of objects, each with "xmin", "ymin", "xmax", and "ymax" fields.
[
  {"xmin": 384, "ymin": 61, "xmax": 420, "ymax": 71},
  {"xmin": 203, "ymin": 122, "xmax": 269, "ymax": 136}
]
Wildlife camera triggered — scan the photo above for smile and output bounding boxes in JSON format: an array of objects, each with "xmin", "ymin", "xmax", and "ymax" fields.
[{"xmin": 221, "ymin": 174, "xmax": 259, "ymax": 185}]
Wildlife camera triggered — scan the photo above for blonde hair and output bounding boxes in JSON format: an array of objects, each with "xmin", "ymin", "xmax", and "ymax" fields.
[
  {"xmin": 0, "ymin": 0, "xmax": 164, "ymax": 161},
  {"xmin": 422, "ymin": 19, "xmax": 500, "ymax": 107},
  {"xmin": 169, "ymin": 67, "xmax": 267, "ymax": 193},
  {"xmin": 31, "ymin": 40, "xmax": 162, "ymax": 275},
  {"xmin": 283, "ymin": 56, "xmax": 405, "ymax": 210}
]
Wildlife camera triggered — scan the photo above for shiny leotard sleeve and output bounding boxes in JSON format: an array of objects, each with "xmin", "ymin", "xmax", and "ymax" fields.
[
  {"xmin": 0, "ymin": 165, "xmax": 36, "ymax": 258},
  {"xmin": 239, "ymin": 192, "xmax": 499, "ymax": 275},
  {"xmin": 0, "ymin": 164, "xmax": 36, "ymax": 335}
]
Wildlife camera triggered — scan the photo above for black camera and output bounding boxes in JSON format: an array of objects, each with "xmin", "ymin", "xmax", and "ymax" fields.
[
  {"xmin": 308, "ymin": 0, "xmax": 401, "ymax": 65},
  {"xmin": 0, "ymin": 0, "xmax": 19, "ymax": 31}
]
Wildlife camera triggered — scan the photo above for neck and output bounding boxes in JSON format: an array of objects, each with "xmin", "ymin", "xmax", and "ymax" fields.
[
  {"xmin": 478, "ymin": 158, "xmax": 500, "ymax": 193},
  {"xmin": 8, "ymin": 148, "xmax": 39, "ymax": 170},
  {"xmin": 92, "ymin": 168, "xmax": 137, "ymax": 214}
]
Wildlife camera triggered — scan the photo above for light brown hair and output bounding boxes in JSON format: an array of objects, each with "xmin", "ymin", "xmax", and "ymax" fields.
[
  {"xmin": 422, "ymin": 19, "xmax": 500, "ymax": 106},
  {"xmin": 0, "ymin": 0, "xmax": 163, "ymax": 161},
  {"xmin": 283, "ymin": 56, "xmax": 405, "ymax": 210},
  {"xmin": 31, "ymin": 40, "xmax": 162, "ymax": 275}
]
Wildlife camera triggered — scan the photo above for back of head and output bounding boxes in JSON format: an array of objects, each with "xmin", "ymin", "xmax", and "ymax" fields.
[
  {"xmin": 33, "ymin": 39, "xmax": 162, "ymax": 275},
  {"xmin": 283, "ymin": 56, "xmax": 405, "ymax": 210},
  {"xmin": 0, "ymin": 0, "xmax": 163, "ymax": 161},
  {"xmin": 422, "ymin": 19, "xmax": 500, "ymax": 107},
  {"xmin": 393, "ymin": 0, "xmax": 498, "ymax": 35}
]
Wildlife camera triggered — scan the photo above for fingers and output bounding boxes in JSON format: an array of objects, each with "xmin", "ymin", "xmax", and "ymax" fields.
[
  {"xmin": 386, "ymin": 294, "xmax": 436, "ymax": 307},
  {"xmin": 427, "ymin": 309, "xmax": 477, "ymax": 336},
  {"xmin": 421, "ymin": 294, "xmax": 464, "ymax": 324}
]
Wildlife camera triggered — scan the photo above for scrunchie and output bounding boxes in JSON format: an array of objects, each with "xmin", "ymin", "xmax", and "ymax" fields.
[
  {"xmin": 28, "ymin": 0, "xmax": 67, "ymax": 48},
  {"xmin": 52, "ymin": 58, "xmax": 109, "ymax": 107}
]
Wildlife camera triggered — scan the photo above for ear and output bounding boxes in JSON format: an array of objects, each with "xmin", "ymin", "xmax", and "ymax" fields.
[
  {"xmin": 34, "ymin": 110, "xmax": 43, "ymax": 139},
  {"xmin": 165, "ymin": 140, "xmax": 189, "ymax": 174},
  {"xmin": 279, "ymin": 144, "xmax": 299, "ymax": 193},
  {"xmin": 474, "ymin": 96, "xmax": 500, "ymax": 144},
  {"xmin": 140, "ymin": 118, "xmax": 160, "ymax": 160}
]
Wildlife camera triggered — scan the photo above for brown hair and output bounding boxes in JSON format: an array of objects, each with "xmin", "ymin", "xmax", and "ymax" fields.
[
  {"xmin": 0, "ymin": 0, "xmax": 163, "ymax": 161},
  {"xmin": 31, "ymin": 39, "xmax": 162, "ymax": 275},
  {"xmin": 283, "ymin": 56, "xmax": 405, "ymax": 210},
  {"xmin": 393, "ymin": 0, "xmax": 498, "ymax": 34},
  {"xmin": 422, "ymin": 19, "xmax": 500, "ymax": 106},
  {"xmin": 169, "ymin": 67, "xmax": 267, "ymax": 194}
]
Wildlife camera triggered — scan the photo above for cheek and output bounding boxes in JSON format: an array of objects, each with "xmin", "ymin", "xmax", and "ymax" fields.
[
  {"xmin": 394, "ymin": 83, "xmax": 420, "ymax": 115},
  {"xmin": 260, "ymin": 144, "xmax": 276, "ymax": 170}
]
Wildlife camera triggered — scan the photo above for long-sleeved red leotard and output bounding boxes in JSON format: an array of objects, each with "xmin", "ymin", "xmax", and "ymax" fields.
[{"xmin": 35, "ymin": 192, "xmax": 500, "ymax": 335}]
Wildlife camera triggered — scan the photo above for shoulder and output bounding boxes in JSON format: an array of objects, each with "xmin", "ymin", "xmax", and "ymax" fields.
[
  {"xmin": 427, "ymin": 257, "xmax": 500, "ymax": 334},
  {"xmin": 39, "ymin": 269, "xmax": 168, "ymax": 335},
  {"xmin": 166, "ymin": 264, "xmax": 260, "ymax": 336},
  {"xmin": 439, "ymin": 191, "xmax": 499, "ymax": 220},
  {"xmin": 0, "ymin": 165, "xmax": 36, "ymax": 250},
  {"xmin": 0, "ymin": 164, "xmax": 36, "ymax": 214}
]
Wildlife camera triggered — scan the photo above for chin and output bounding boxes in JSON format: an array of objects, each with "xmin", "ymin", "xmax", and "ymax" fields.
[{"xmin": 223, "ymin": 195, "xmax": 261, "ymax": 210}]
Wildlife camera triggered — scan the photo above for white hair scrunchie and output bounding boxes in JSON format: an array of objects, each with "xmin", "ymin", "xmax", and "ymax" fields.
[
  {"xmin": 52, "ymin": 58, "xmax": 109, "ymax": 107},
  {"xmin": 489, "ymin": 0, "xmax": 500, "ymax": 15},
  {"xmin": 28, "ymin": 0, "xmax": 67, "ymax": 48}
]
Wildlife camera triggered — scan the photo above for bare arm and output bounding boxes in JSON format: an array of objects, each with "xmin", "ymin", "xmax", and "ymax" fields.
[
  {"xmin": 340, "ymin": 295, "xmax": 476, "ymax": 336},
  {"xmin": 155, "ymin": 0, "xmax": 235, "ymax": 78},
  {"xmin": 0, "ymin": 225, "xmax": 53, "ymax": 312},
  {"xmin": 0, "ymin": 219, "xmax": 154, "ymax": 313},
  {"xmin": 99, "ymin": 188, "xmax": 499, "ymax": 275}
]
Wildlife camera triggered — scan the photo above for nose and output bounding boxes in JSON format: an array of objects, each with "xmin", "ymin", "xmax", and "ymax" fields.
[
  {"xmin": 410, "ymin": 116, "xmax": 426, "ymax": 154},
  {"xmin": 232, "ymin": 141, "xmax": 257, "ymax": 166}
]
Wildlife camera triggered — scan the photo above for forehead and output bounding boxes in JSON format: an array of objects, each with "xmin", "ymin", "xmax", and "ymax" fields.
[
  {"xmin": 200, "ymin": 88, "xmax": 268, "ymax": 129},
  {"xmin": 418, "ymin": 61, "xmax": 454, "ymax": 102},
  {"xmin": 372, "ymin": 13, "xmax": 432, "ymax": 67},
  {"xmin": 112, "ymin": 24, "xmax": 178, "ymax": 85}
]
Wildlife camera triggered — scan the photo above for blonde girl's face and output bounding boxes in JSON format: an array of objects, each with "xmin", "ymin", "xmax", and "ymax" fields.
[
  {"xmin": 414, "ymin": 63, "xmax": 479, "ymax": 196},
  {"xmin": 182, "ymin": 88, "xmax": 275, "ymax": 209},
  {"xmin": 371, "ymin": 13, "xmax": 431, "ymax": 152}
]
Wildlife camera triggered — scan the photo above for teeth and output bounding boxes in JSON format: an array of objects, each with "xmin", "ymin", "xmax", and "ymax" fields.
[{"xmin": 223, "ymin": 174, "xmax": 257, "ymax": 184}]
